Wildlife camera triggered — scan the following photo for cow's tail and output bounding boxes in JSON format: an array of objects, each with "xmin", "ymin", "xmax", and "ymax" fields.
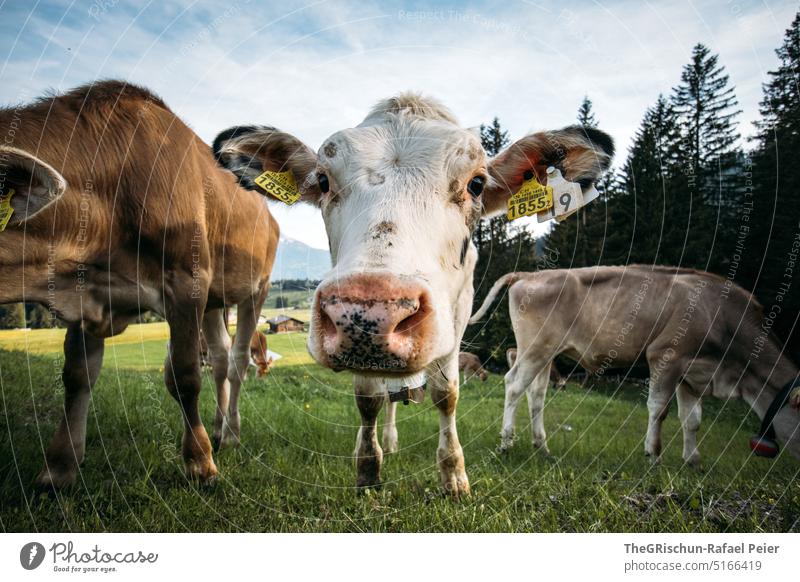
[{"xmin": 468, "ymin": 273, "xmax": 521, "ymax": 325}]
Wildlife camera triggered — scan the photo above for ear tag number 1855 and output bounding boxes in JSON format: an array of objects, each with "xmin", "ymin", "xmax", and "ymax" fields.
[
  {"xmin": 0, "ymin": 188, "xmax": 15, "ymax": 231},
  {"xmin": 254, "ymin": 170, "xmax": 302, "ymax": 205},
  {"xmin": 507, "ymin": 172, "xmax": 553, "ymax": 220}
]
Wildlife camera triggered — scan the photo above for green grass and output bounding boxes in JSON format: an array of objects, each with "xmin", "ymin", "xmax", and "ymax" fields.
[{"xmin": 1, "ymin": 325, "xmax": 799, "ymax": 532}]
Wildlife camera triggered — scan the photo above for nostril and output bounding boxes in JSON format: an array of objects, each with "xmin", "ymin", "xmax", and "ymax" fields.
[
  {"xmin": 318, "ymin": 302, "xmax": 337, "ymax": 339},
  {"xmin": 392, "ymin": 294, "xmax": 429, "ymax": 336}
]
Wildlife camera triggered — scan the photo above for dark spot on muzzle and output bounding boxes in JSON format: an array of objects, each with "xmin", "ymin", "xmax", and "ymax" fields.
[{"xmin": 327, "ymin": 307, "xmax": 406, "ymax": 371}]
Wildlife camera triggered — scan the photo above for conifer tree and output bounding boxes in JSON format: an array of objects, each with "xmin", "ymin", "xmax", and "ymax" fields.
[
  {"xmin": 670, "ymin": 43, "xmax": 742, "ymax": 270},
  {"xmin": 745, "ymin": 12, "xmax": 800, "ymax": 345}
]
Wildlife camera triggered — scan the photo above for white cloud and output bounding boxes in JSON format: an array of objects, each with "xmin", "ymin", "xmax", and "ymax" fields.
[{"xmin": 1, "ymin": 0, "xmax": 796, "ymax": 249}]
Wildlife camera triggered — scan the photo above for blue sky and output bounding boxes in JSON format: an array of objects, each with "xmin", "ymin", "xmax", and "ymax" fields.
[{"xmin": 1, "ymin": 0, "xmax": 796, "ymax": 249}]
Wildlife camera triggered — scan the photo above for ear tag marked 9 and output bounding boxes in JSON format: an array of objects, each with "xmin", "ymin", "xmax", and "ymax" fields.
[
  {"xmin": 254, "ymin": 170, "xmax": 301, "ymax": 205},
  {"xmin": 0, "ymin": 188, "xmax": 15, "ymax": 231},
  {"xmin": 507, "ymin": 171, "xmax": 553, "ymax": 220},
  {"xmin": 537, "ymin": 167, "xmax": 586, "ymax": 223}
]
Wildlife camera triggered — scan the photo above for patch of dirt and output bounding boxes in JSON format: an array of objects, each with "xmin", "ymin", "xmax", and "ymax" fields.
[{"xmin": 622, "ymin": 490, "xmax": 784, "ymax": 530}]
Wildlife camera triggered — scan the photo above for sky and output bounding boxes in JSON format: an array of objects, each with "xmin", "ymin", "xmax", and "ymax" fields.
[{"xmin": 0, "ymin": 0, "xmax": 796, "ymax": 250}]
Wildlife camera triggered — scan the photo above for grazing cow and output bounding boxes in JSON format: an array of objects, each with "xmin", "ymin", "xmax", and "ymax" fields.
[
  {"xmin": 459, "ymin": 351, "xmax": 488, "ymax": 382},
  {"xmin": 470, "ymin": 266, "xmax": 800, "ymax": 464},
  {"xmin": 214, "ymin": 94, "xmax": 613, "ymax": 494},
  {"xmin": 506, "ymin": 348, "xmax": 566, "ymax": 389},
  {"xmin": 0, "ymin": 81, "xmax": 279, "ymax": 488},
  {"xmin": 248, "ymin": 330, "xmax": 273, "ymax": 377}
]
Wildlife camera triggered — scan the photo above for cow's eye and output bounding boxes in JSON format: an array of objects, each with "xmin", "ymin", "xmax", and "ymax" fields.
[
  {"xmin": 318, "ymin": 173, "xmax": 330, "ymax": 194},
  {"xmin": 467, "ymin": 176, "xmax": 485, "ymax": 197}
]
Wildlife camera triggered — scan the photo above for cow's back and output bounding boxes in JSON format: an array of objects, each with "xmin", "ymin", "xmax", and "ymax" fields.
[
  {"xmin": 508, "ymin": 266, "xmax": 739, "ymax": 372},
  {"xmin": 0, "ymin": 81, "xmax": 276, "ymax": 331}
]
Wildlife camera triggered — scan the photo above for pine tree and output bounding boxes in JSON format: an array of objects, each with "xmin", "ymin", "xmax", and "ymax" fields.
[
  {"xmin": 577, "ymin": 95, "xmax": 598, "ymax": 128},
  {"xmin": 603, "ymin": 96, "xmax": 682, "ymax": 265},
  {"xmin": 745, "ymin": 12, "xmax": 800, "ymax": 347},
  {"xmin": 670, "ymin": 43, "xmax": 742, "ymax": 270},
  {"xmin": 672, "ymin": 43, "xmax": 741, "ymax": 174}
]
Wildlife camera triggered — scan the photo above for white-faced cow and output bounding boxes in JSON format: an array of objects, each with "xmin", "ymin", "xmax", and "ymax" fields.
[
  {"xmin": 214, "ymin": 94, "xmax": 613, "ymax": 494},
  {"xmin": 470, "ymin": 266, "xmax": 800, "ymax": 465},
  {"xmin": 0, "ymin": 81, "xmax": 279, "ymax": 488}
]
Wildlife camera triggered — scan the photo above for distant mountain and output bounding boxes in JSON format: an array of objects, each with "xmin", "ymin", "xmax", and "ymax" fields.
[{"xmin": 272, "ymin": 236, "xmax": 331, "ymax": 281}]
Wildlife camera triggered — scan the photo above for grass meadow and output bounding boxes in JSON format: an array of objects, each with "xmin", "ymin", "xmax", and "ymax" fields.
[{"xmin": 1, "ymin": 321, "xmax": 798, "ymax": 532}]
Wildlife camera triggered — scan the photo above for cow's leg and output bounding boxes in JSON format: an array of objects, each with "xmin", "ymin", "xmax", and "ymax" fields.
[
  {"xmin": 501, "ymin": 356, "xmax": 547, "ymax": 451},
  {"xmin": 382, "ymin": 400, "xmax": 399, "ymax": 454},
  {"xmin": 222, "ymin": 298, "xmax": 260, "ymax": 448},
  {"xmin": 202, "ymin": 309, "xmax": 232, "ymax": 452},
  {"xmin": 430, "ymin": 361, "xmax": 469, "ymax": 497},
  {"xmin": 676, "ymin": 382, "xmax": 702, "ymax": 468},
  {"xmin": 36, "ymin": 323, "xmax": 104, "ymax": 489},
  {"xmin": 164, "ymin": 285, "xmax": 216, "ymax": 483},
  {"xmin": 354, "ymin": 376, "xmax": 385, "ymax": 489},
  {"xmin": 644, "ymin": 353, "xmax": 681, "ymax": 462},
  {"xmin": 525, "ymin": 364, "xmax": 552, "ymax": 454}
]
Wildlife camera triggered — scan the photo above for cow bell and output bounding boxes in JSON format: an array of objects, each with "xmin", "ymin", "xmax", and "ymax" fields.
[
  {"xmin": 384, "ymin": 372, "xmax": 427, "ymax": 405},
  {"xmin": 749, "ymin": 435, "xmax": 779, "ymax": 458}
]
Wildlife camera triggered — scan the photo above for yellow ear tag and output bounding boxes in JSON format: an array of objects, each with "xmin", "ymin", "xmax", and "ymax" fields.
[
  {"xmin": 253, "ymin": 170, "xmax": 301, "ymax": 205},
  {"xmin": 507, "ymin": 174, "xmax": 553, "ymax": 220},
  {"xmin": 0, "ymin": 188, "xmax": 15, "ymax": 231}
]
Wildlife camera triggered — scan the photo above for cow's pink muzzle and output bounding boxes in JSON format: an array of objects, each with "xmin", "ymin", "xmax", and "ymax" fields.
[{"xmin": 311, "ymin": 273, "xmax": 435, "ymax": 374}]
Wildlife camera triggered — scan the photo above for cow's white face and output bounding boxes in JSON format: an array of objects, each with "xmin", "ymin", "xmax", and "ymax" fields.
[
  {"xmin": 214, "ymin": 94, "xmax": 613, "ymax": 379},
  {"xmin": 309, "ymin": 114, "xmax": 486, "ymax": 373}
]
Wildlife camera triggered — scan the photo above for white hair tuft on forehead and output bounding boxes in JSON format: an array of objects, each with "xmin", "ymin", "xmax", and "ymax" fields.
[{"xmin": 364, "ymin": 92, "xmax": 459, "ymax": 125}]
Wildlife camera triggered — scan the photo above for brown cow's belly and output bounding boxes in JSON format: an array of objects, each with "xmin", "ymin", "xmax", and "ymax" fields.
[{"xmin": 34, "ymin": 263, "xmax": 164, "ymax": 338}]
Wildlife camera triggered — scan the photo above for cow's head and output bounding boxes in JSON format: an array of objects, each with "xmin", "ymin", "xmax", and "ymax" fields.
[
  {"xmin": 0, "ymin": 147, "xmax": 67, "ymax": 225},
  {"xmin": 214, "ymin": 94, "xmax": 612, "ymax": 379}
]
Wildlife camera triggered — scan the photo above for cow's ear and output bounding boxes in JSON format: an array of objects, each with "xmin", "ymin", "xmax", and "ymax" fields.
[
  {"xmin": 212, "ymin": 126, "xmax": 321, "ymax": 204},
  {"xmin": 482, "ymin": 126, "xmax": 614, "ymax": 217},
  {"xmin": 0, "ymin": 147, "xmax": 67, "ymax": 225}
]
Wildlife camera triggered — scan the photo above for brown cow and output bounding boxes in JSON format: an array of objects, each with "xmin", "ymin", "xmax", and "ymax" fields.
[
  {"xmin": 0, "ymin": 81, "xmax": 279, "ymax": 487},
  {"xmin": 247, "ymin": 330, "xmax": 273, "ymax": 377},
  {"xmin": 202, "ymin": 329, "xmax": 273, "ymax": 377},
  {"xmin": 471, "ymin": 266, "xmax": 800, "ymax": 464},
  {"xmin": 458, "ymin": 351, "xmax": 488, "ymax": 382}
]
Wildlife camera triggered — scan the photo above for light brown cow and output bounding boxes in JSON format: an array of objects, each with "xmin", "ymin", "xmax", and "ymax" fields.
[
  {"xmin": 458, "ymin": 351, "xmax": 488, "ymax": 382},
  {"xmin": 471, "ymin": 266, "xmax": 800, "ymax": 464},
  {"xmin": 0, "ymin": 81, "xmax": 279, "ymax": 487}
]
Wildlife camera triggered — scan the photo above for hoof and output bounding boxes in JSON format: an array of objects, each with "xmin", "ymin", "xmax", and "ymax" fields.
[
  {"xmin": 533, "ymin": 440, "xmax": 551, "ymax": 456},
  {"xmin": 382, "ymin": 440, "xmax": 399, "ymax": 454},
  {"xmin": 35, "ymin": 465, "xmax": 77, "ymax": 491},
  {"xmin": 218, "ymin": 427, "xmax": 241, "ymax": 450},
  {"xmin": 499, "ymin": 432, "xmax": 516, "ymax": 452},
  {"xmin": 684, "ymin": 455, "xmax": 702, "ymax": 470},
  {"xmin": 356, "ymin": 477, "xmax": 382, "ymax": 492},
  {"xmin": 645, "ymin": 452, "xmax": 661, "ymax": 466},
  {"xmin": 184, "ymin": 458, "xmax": 219, "ymax": 485},
  {"xmin": 212, "ymin": 434, "xmax": 221, "ymax": 453},
  {"xmin": 441, "ymin": 473, "xmax": 470, "ymax": 498}
]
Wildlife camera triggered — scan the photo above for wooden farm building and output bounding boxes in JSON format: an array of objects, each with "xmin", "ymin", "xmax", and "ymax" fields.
[{"xmin": 266, "ymin": 315, "xmax": 306, "ymax": 334}]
